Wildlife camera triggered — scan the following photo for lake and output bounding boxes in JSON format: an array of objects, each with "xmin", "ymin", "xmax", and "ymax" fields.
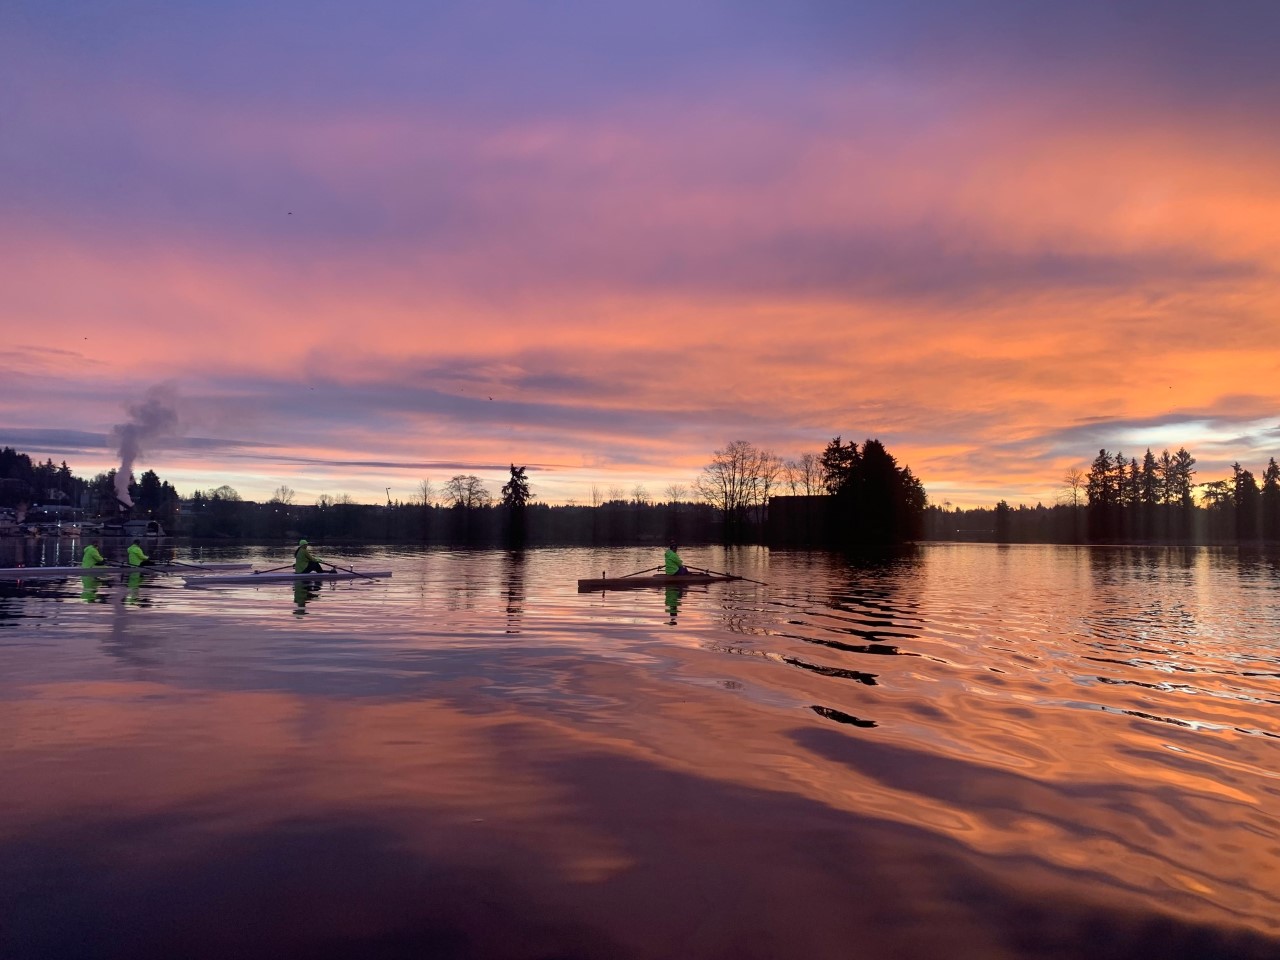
[{"xmin": 1, "ymin": 542, "xmax": 1278, "ymax": 959}]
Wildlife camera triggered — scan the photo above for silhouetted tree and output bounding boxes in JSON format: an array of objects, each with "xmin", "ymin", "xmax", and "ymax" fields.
[
  {"xmin": 695, "ymin": 440, "xmax": 764, "ymax": 535},
  {"xmin": 501, "ymin": 465, "xmax": 532, "ymax": 544},
  {"xmin": 820, "ymin": 437, "xmax": 859, "ymax": 495},
  {"xmin": 444, "ymin": 475, "xmax": 491, "ymax": 509},
  {"xmin": 89, "ymin": 470, "xmax": 121, "ymax": 514},
  {"xmin": 784, "ymin": 452, "xmax": 823, "ymax": 495},
  {"xmin": 133, "ymin": 469, "xmax": 181, "ymax": 525},
  {"xmin": 1086, "ymin": 449, "xmax": 1119, "ymax": 540},
  {"xmin": 994, "ymin": 500, "xmax": 1012, "ymax": 543},
  {"xmin": 1060, "ymin": 468, "xmax": 1085, "ymax": 508},
  {"xmin": 1233, "ymin": 463, "xmax": 1261, "ymax": 541},
  {"xmin": 1170, "ymin": 447, "xmax": 1197, "ymax": 539},
  {"xmin": 1138, "ymin": 449, "xmax": 1159, "ymax": 540},
  {"xmin": 818, "ymin": 436, "xmax": 925, "ymax": 544},
  {"xmin": 501, "ymin": 465, "xmax": 532, "ymax": 509},
  {"xmin": 1262, "ymin": 458, "xmax": 1280, "ymax": 542}
]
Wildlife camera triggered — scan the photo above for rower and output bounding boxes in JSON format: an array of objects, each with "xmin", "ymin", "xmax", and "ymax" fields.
[
  {"xmin": 664, "ymin": 541, "xmax": 690, "ymax": 576},
  {"xmin": 127, "ymin": 539, "xmax": 155, "ymax": 567},
  {"xmin": 294, "ymin": 538, "xmax": 324, "ymax": 574},
  {"xmin": 81, "ymin": 539, "xmax": 107, "ymax": 569}
]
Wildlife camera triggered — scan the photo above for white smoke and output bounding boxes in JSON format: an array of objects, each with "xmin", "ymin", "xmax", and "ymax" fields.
[{"xmin": 110, "ymin": 384, "xmax": 182, "ymax": 507}]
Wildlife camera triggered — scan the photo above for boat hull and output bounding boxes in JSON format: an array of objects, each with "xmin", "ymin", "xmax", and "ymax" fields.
[
  {"xmin": 183, "ymin": 570, "xmax": 393, "ymax": 586},
  {"xmin": 577, "ymin": 573, "xmax": 742, "ymax": 591},
  {"xmin": 0, "ymin": 563, "xmax": 252, "ymax": 580}
]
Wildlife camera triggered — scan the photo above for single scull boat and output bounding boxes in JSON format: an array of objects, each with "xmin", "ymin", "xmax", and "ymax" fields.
[
  {"xmin": 577, "ymin": 572, "xmax": 743, "ymax": 591},
  {"xmin": 0, "ymin": 563, "xmax": 252, "ymax": 580},
  {"xmin": 183, "ymin": 569, "xmax": 393, "ymax": 586}
]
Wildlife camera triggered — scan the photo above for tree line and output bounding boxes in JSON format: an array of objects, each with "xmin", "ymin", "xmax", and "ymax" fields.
[
  {"xmin": 1081, "ymin": 446, "xmax": 1279, "ymax": 542},
  {"xmin": 0, "ymin": 448, "xmax": 181, "ymax": 521},
  {"xmin": 927, "ymin": 447, "xmax": 1280, "ymax": 544},
  {"xmin": 3, "ymin": 436, "xmax": 927, "ymax": 546},
  {"xmin": 694, "ymin": 437, "xmax": 925, "ymax": 545}
]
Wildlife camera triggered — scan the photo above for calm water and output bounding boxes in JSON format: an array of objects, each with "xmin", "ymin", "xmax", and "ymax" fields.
[{"xmin": 1, "ymin": 542, "xmax": 1278, "ymax": 959}]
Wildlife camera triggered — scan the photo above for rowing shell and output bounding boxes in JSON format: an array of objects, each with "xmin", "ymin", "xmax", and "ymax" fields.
[
  {"xmin": 183, "ymin": 570, "xmax": 393, "ymax": 586},
  {"xmin": 0, "ymin": 563, "xmax": 252, "ymax": 580},
  {"xmin": 577, "ymin": 572, "xmax": 743, "ymax": 591}
]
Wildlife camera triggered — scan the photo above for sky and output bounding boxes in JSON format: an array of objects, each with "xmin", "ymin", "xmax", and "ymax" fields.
[{"xmin": 2, "ymin": 0, "xmax": 1278, "ymax": 508}]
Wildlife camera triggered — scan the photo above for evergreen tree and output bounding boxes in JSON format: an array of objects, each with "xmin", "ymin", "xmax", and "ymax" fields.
[
  {"xmin": 1171, "ymin": 448, "xmax": 1197, "ymax": 507},
  {"xmin": 500, "ymin": 464, "xmax": 533, "ymax": 544},
  {"xmin": 1139, "ymin": 450, "xmax": 1159, "ymax": 506},
  {"xmin": 1157, "ymin": 449, "xmax": 1176, "ymax": 505},
  {"xmin": 89, "ymin": 471, "xmax": 120, "ymax": 514},
  {"xmin": 994, "ymin": 500, "xmax": 1012, "ymax": 543},
  {"xmin": 810, "ymin": 436, "xmax": 924, "ymax": 544},
  {"xmin": 1233, "ymin": 463, "xmax": 1261, "ymax": 541},
  {"xmin": 1262, "ymin": 458, "xmax": 1280, "ymax": 542},
  {"xmin": 1171, "ymin": 447, "xmax": 1196, "ymax": 540},
  {"xmin": 500, "ymin": 465, "xmax": 532, "ymax": 509},
  {"xmin": 819, "ymin": 437, "xmax": 859, "ymax": 495},
  {"xmin": 0, "ymin": 447, "xmax": 35, "ymax": 507},
  {"xmin": 1086, "ymin": 449, "xmax": 1118, "ymax": 540},
  {"xmin": 1138, "ymin": 449, "xmax": 1159, "ymax": 541}
]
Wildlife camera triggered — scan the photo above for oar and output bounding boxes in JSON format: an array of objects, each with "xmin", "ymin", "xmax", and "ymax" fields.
[
  {"xmin": 619, "ymin": 565, "xmax": 664, "ymax": 579},
  {"xmin": 255, "ymin": 563, "xmax": 296, "ymax": 574},
  {"xmin": 327, "ymin": 563, "xmax": 378, "ymax": 581},
  {"xmin": 116, "ymin": 560, "xmax": 174, "ymax": 576},
  {"xmin": 106, "ymin": 561, "xmax": 159, "ymax": 573},
  {"xmin": 690, "ymin": 565, "xmax": 767, "ymax": 586}
]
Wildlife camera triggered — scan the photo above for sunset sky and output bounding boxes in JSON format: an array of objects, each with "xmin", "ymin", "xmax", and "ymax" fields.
[{"xmin": 2, "ymin": 0, "xmax": 1278, "ymax": 508}]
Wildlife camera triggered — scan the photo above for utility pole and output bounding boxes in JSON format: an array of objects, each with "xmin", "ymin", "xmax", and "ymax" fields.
[{"xmin": 386, "ymin": 487, "xmax": 392, "ymax": 507}]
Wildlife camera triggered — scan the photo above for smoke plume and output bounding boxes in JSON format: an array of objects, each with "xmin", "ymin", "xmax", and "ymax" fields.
[{"xmin": 110, "ymin": 384, "xmax": 182, "ymax": 506}]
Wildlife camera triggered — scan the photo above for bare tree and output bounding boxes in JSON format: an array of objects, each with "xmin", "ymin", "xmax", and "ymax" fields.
[
  {"xmin": 1059, "ymin": 468, "xmax": 1085, "ymax": 507},
  {"xmin": 315, "ymin": 494, "xmax": 333, "ymax": 508},
  {"xmin": 607, "ymin": 485, "xmax": 627, "ymax": 504},
  {"xmin": 795, "ymin": 452, "xmax": 823, "ymax": 495},
  {"xmin": 783, "ymin": 460, "xmax": 801, "ymax": 495},
  {"xmin": 631, "ymin": 484, "xmax": 650, "ymax": 506},
  {"xmin": 664, "ymin": 483, "xmax": 688, "ymax": 504},
  {"xmin": 416, "ymin": 479, "xmax": 437, "ymax": 507},
  {"xmin": 756, "ymin": 450, "xmax": 784, "ymax": 516},
  {"xmin": 694, "ymin": 440, "xmax": 760, "ymax": 521},
  {"xmin": 444, "ymin": 474, "xmax": 492, "ymax": 508},
  {"xmin": 783, "ymin": 453, "xmax": 825, "ymax": 496},
  {"xmin": 210, "ymin": 484, "xmax": 241, "ymax": 501},
  {"xmin": 270, "ymin": 485, "xmax": 296, "ymax": 505},
  {"xmin": 590, "ymin": 484, "xmax": 603, "ymax": 508}
]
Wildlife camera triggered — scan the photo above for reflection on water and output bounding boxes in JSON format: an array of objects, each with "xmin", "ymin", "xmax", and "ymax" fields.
[
  {"xmin": 663, "ymin": 586, "xmax": 683, "ymax": 624},
  {"xmin": 504, "ymin": 549, "xmax": 525, "ymax": 634},
  {"xmin": 292, "ymin": 579, "xmax": 322, "ymax": 616},
  {"xmin": 2, "ymin": 542, "xmax": 1279, "ymax": 959}
]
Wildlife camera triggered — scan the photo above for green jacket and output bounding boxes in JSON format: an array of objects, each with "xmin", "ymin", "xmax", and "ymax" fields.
[
  {"xmin": 127, "ymin": 544, "xmax": 148, "ymax": 566},
  {"xmin": 295, "ymin": 544, "xmax": 319, "ymax": 572},
  {"xmin": 664, "ymin": 548, "xmax": 684, "ymax": 575},
  {"xmin": 81, "ymin": 545, "xmax": 106, "ymax": 568}
]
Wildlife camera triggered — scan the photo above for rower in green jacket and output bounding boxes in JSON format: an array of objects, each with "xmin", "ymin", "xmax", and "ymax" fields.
[
  {"xmin": 127, "ymin": 539, "xmax": 154, "ymax": 567},
  {"xmin": 81, "ymin": 540, "xmax": 107, "ymax": 569},
  {"xmin": 664, "ymin": 541, "xmax": 690, "ymax": 575},
  {"xmin": 294, "ymin": 538, "xmax": 324, "ymax": 574}
]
